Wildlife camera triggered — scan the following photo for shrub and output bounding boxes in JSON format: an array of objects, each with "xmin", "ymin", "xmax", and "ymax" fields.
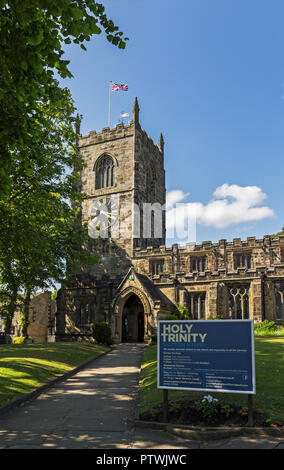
[
  {"xmin": 164, "ymin": 314, "xmax": 179, "ymax": 321},
  {"xmin": 12, "ymin": 337, "xmax": 26, "ymax": 344},
  {"xmin": 174, "ymin": 304, "xmax": 191, "ymax": 319},
  {"xmin": 206, "ymin": 315, "xmax": 224, "ymax": 320},
  {"xmin": 150, "ymin": 334, "xmax": 157, "ymax": 344},
  {"xmin": 12, "ymin": 336, "xmax": 32, "ymax": 344},
  {"xmin": 254, "ymin": 320, "xmax": 277, "ymax": 332},
  {"xmin": 92, "ymin": 322, "xmax": 113, "ymax": 345},
  {"xmin": 195, "ymin": 395, "xmax": 233, "ymax": 420},
  {"xmin": 254, "ymin": 320, "xmax": 284, "ymax": 336},
  {"xmin": 195, "ymin": 395, "xmax": 219, "ymax": 419}
]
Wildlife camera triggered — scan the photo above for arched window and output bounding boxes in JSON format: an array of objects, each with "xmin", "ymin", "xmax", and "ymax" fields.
[
  {"xmin": 229, "ymin": 285, "xmax": 250, "ymax": 319},
  {"xmin": 275, "ymin": 283, "xmax": 284, "ymax": 320},
  {"xmin": 95, "ymin": 155, "xmax": 115, "ymax": 189}
]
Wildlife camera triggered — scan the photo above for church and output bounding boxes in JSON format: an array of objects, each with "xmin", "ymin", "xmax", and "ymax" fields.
[{"xmin": 55, "ymin": 98, "xmax": 284, "ymax": 343}]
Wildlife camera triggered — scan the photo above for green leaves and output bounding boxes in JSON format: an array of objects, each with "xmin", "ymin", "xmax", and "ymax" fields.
[
  {"xmin": 0, "ymin": 1, "xmax": 129, "ymax": 198},
  {"xmin": 0, "ymin": 0, "xmax": 128, "ymax": 326},
  {"xmin": 20, "ymin": 60, "xmax": 28, "ymax": 71},
  {"xmin": 27, "ymin": 29, "xmax": 44, "ymax": 46},
  {"xmin": 0, "ymin": 85, "xmax": 99, "ymax": 326},
  {"xmin": 71, "ymin": 6, "xmax": 84, "ymax": 20}
]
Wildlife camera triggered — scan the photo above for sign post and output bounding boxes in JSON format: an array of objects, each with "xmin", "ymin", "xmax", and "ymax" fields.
[
  {"xmin": 163, "ymin": 389, "xmax": 168, "ymax": 422},
  {"xmin": 248, "ymin": 394, "xmax": 254, "ymax": 426},
  {"xmin": 158, "ymin": 319, "xmax": 255, "ymax": 424}
]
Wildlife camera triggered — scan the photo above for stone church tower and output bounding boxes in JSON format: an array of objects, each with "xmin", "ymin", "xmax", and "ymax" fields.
[
  {"xmin": 56, "ymin": 98, "xmax": 170, "ymax": 341},
  {"xmin": 78, "ymin": 97, "xmax": 166, "ymax": 276}
]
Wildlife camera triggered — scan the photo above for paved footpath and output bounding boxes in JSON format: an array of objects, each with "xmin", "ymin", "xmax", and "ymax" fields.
[{"xmin": 0, "ymin": 343, "xmax": 284, "ymax": 450}]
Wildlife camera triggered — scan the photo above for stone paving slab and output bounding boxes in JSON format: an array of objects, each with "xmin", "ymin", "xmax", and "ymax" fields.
[
  {"xmin": 131, "ymin": 429, "xmax": 199, "ymax": 449},
  {"xmin": 200, "ymin": 435, "xmax": 284, "ymax": 449}
]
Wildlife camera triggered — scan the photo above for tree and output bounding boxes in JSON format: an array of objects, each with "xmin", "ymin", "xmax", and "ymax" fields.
[
  {"xmin": 0, "ymin": 1, "xmax": 128, "ymax": 196},
  {"xmin": 0, "ymin": 265, "xmax": 22, "ymax": 335},
  {"xmin": 0, "ymin": 1, "xmax": 127, "ymax": 335},
  {"xmin": 272, "ymin": 227, "xmax": 284, "ymax": 238},
  {"xmin": 0, "ymin": 88, "xmax": 100, "ymax": 336},
  {"xmin": 4, "ymin": 193, "xmax": 99, "ymax": 337}
]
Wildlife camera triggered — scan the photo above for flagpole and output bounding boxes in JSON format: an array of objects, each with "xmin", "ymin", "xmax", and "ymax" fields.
[{"xmin": 108, "ymin": 81, "xmax": 111, "ymax": 127}]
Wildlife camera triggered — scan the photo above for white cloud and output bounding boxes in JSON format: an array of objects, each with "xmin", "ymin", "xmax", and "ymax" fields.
[
  {"xmin": 166, "ymin": 190, "xmax": 189, "ymax": 209},
  {"xmin": 166, "ymin": 184, "xmax": 274, "ymax": 231}
]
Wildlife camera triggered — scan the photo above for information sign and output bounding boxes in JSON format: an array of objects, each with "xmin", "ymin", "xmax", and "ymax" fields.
[{"xmin": 157, "ymin": 320, "xmax": 255, "ymax": 394}]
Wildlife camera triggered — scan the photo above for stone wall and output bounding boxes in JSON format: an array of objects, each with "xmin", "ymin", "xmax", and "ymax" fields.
[
  {"xmin": 133, "ymin": 235, "xmax": 284, "ymax": 275},
  {"xmin": 27, "ymin": 291, "xmax": 56, "ymax": 343},
  {"xmin": 132, "ymin": 235, "xmax": 284, "ymax": 323},
  {"xmin": 1, "ymin": 291, "xmax": 56, "ymax": 343}
]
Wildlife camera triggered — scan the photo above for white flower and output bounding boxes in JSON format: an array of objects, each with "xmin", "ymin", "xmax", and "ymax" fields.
[{"xmin": 202, "ymin": 395, "xmax": 218, "ymax": 403}]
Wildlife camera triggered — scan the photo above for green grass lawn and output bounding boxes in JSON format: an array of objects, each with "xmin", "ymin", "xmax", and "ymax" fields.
[
  {"xmin": 0, "ymin": 342, "xmax": 109, "ymax": 407},
  {"xmin": 139, "ymin": 336, "xmax": 284, "ymax": 425}
]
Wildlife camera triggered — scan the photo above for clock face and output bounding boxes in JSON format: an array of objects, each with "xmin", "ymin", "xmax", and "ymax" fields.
[{"xmin": 89, "ymin": 196, "xmax": 118, "ymax": 238}]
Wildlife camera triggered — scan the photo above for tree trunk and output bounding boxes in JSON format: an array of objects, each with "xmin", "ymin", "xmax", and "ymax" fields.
[
  {"xmin": 4, "ymin": 315, "xmax": 12, "ymax": 335},
  {"xmin": 21, "ymin": 289, "xmax": 31, "ymax": 338},
  {"xmin": 4, "ymin": 291, "xmax": 18, "ymax": 335}
]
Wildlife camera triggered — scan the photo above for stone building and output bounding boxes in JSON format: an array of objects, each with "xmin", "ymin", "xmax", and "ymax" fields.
[
  {"xmin": 55, "ymin": 98, "xmax": 284, "ymax": 343},
  {"xmin": 0, "ymin": 291, "xmax": 56, "ymax": 343}
]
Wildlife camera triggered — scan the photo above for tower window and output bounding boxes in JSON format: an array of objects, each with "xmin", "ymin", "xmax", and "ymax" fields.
[{"xmin": 95, "ymin": 155, "xmax": 115, "ymax": 189}]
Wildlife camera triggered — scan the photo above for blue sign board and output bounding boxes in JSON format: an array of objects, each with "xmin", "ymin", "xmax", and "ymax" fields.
[{"xmin": 158, "ymin": 320, "xmax": 255, "ymax": 394}]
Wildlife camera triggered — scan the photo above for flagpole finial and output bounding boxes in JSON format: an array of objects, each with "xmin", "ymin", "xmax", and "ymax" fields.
[
  {"xmin": 158, "ymin": 133, "xmax": 164, "ymax": 153},
  {"xmin": 133, "ymin": 97, "xmax": 140, "ymax": 127}
]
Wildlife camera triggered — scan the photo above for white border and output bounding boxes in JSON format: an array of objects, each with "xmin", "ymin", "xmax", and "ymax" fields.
[{"xmin": 157, "ymin": 319, "xmax": 256, "ymax": 395}]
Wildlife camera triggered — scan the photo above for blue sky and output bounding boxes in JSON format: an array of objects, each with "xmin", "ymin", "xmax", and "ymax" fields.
[{"xmin": 60, "ymin": 0, "xmax": 284, "ymax": 246}]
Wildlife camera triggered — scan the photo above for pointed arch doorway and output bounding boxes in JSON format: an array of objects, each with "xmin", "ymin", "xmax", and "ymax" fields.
[{"xmin": 121, "ymin": 294, "xmax": 144, "ymax": 343}]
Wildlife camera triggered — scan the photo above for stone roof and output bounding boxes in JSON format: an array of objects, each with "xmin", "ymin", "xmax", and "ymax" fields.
[{"xmin": 135, "ymin": 272, "xmax": 172, "ymax": 307}]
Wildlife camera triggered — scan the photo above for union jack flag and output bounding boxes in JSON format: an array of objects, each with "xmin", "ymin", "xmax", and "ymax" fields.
[{"xmin": 111, "ymin": 82, "xmax": 128, "ymax": 92}]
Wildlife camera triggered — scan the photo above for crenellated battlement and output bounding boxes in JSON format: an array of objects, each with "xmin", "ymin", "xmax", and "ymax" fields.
[
  {"xmin": 78, "ymin": 121, "xmax": 134, "ymax": 148},
  {"xmin": 78, "ymin": 97, "xmax": 164, "ymax": 158},
  {"xmin": 133, "ymin": 235, "xmax": 284, "ymax": 258},
  {"xmin": 78, "ymin": 121, "xmax": 164, "ymax": 157}
]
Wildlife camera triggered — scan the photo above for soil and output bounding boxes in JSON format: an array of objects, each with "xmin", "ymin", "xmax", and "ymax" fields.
[{"xmin": 140, "ymin": 399, "xmax": 271, "ymax": 428}]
